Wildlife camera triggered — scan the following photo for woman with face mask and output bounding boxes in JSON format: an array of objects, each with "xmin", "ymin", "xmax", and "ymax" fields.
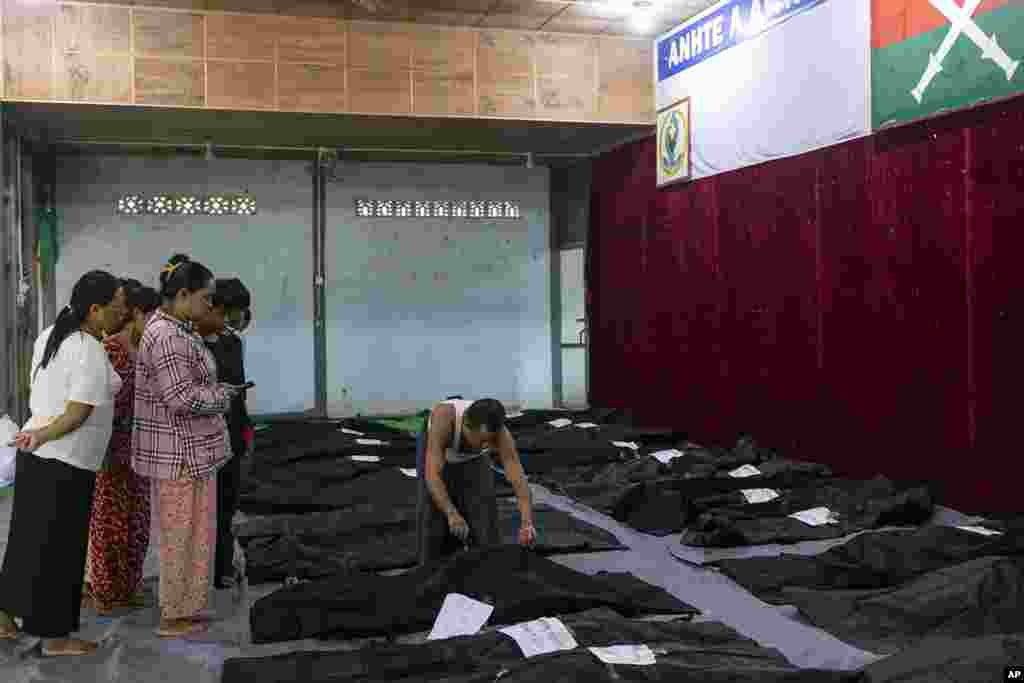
[
  {"xmin": 132, "ymin": 254, "xmax": 244, "ymax": 638},
  {"xmin": 82, "ymin": 283, "xmax": 161, "ymax": 615},
  {"xmin": 0, "ymin": 270, "xmax": 125, "ymax": 656},
  {"xmin": 194, "ymin": 277, "xmax": 253, "ymax": 590}
]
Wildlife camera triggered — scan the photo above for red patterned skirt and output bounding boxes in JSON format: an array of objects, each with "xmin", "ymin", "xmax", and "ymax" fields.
[{"xmin": 85, "ymin": 460, "xmax": 152, "ymax": 606}]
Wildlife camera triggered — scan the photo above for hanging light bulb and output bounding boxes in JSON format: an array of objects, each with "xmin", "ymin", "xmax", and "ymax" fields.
[{"xmin": 631, "ymin": 0, "xmax": 655, "ymax": 33}]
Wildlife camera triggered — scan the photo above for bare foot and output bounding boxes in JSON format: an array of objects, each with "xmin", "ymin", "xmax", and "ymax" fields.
[{"xmin": 41, "ymin": 637, "xmax": 98, "ymax": 656}]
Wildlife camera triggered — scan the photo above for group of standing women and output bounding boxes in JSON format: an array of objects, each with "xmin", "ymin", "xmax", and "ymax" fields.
[{"xmin": 0, "ymin": 253, "xmax": 253, "ymax": 655}]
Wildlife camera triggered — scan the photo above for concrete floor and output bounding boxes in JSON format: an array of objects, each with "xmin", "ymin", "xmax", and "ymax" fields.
[{"xmin": 0, "ymin": 480, "xmax": 985, "ymax": 682}]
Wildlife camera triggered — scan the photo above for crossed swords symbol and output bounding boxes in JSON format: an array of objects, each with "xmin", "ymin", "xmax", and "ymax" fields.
[{"xmin": 911, "ymin": 0, "xmax": 1020, "ymax": 103}]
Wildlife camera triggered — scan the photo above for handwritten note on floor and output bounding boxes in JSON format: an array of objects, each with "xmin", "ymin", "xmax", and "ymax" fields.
[
  {"xmin": 789, "ymin": 507, "xmax": 837, "ymax": 526},
  {"xmin": 588, "ymin": 644, "xmax": 657, "ymax": 665},
  {"xmin": 651, "ymin": 449, "xmax": 684, "ymax": 464},
  {"xmin": 728, "ymin": 464, "xmax": 761, "ymax": 478},
  {"xmin": 741, "ymin": 488, "xmax": 779, "ymax": 504},
  {"xmin": 499, "ymin": 617, "xmax": 578, "ymax": 658},
  {"xmin": 427, "ymin": 594, "xmax": 494, "ymax": 641}
]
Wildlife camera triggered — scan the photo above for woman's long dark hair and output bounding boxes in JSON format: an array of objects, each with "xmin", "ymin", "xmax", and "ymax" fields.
[
  {"xmin": 126, "ymin": 283, "xmax": 161, "ymax": 316},
  {"xmin": 159, "ymin": 253, "xmax": 213, "ymax": 302},
  {"xmin": 35, "ymin": 269, "xmax": 120, "ymax": 377}
]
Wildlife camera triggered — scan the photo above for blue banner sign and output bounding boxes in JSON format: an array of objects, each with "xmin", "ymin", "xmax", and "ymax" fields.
[{"xmin": 657, "ymin": 0, "xmax": 827, "ymax": 82}]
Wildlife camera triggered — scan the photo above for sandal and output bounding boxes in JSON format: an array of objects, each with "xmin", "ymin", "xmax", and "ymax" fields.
[
  {"xmin": 0, "ymin": 610, "xmax": 18, "ymax": 640},
  {"xmin": 156, "ymin": 620, "xmax": 208, "ymax": 638},
  {"xmin": 187, "ymin": 609, "xmax": 219, "ymax": 623},
  {"xmin": 124, "ymin": 592, "xmax": 148, "ymax": 608},
  {"xmin": 41, "ymin": 637, "xmax": 98, "ymax": 656}
]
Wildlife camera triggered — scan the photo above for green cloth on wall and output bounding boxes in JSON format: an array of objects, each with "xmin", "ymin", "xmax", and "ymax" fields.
[{"xmin": 35, "ymin": 207, "xmax": 60, "ymax": 286}]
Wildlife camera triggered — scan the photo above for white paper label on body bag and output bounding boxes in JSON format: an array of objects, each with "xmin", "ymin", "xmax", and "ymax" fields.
[
  {"xmin": 956, "ymin": 525, "xmax": 1003, "ymax": 537},
  {"xmin": 548, "ymin": 418, "xmax": 573, "ymax": 428},
  {"xmin": 400, "ymin": 468, "xmax": 417, "ymax": 478},
  {"xmin": 789, "ymin": 507, "xmax": 837, "ymax": 526},
  {"xmin": 741, "ymin": 488, "xmax": 780, "ymax": 504},
  {"xmin": 728, "ymin": 464, "xmax": 762, "ymax": 478},
  {"xmin": 340, "ymin": 428, "xmax": 365, "ymax": 436},
  {"xmin": 611, "ymin": 441, "xmax": 640, "ymax": 451},
  {"xmin": 356, "ymin": 438, "xmax": 388, "ymax": 446},
  {"xmin": 588, "ymin": 644, "xmax": 657, "ymax": 666},
  {"xmin": 427, "ymin": 593, "xmax": 494, "ymax": 641},
  {"xmin": 574, "ymin": 422, "xmax": 599, "ymax": 429},
  {"xmin": 350, "ymin": 455, "xmax": 381, "ymax": 463},
  {"xmin": 651, "ymin": 449, "xmax": 684, "ymax": 464},
  {"xmin": 499, "ymin": 617, "xmax": 579, "ymax": 658}
]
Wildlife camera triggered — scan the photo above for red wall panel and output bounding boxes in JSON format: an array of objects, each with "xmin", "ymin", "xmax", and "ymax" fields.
[{"xmin": 589, "ymin": 94, "xmax": 1024, "ymax": 514}]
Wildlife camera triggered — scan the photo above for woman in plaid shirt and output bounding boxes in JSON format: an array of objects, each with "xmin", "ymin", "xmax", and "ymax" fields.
[{"xmin": 132, "ymin": 254, "xmax": 245, "ymax": 638}]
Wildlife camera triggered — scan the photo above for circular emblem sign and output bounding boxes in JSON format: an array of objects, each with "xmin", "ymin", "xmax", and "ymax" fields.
[{"xmin": 659, "ymin": 109, "xmax": 687, "ymax": 178}]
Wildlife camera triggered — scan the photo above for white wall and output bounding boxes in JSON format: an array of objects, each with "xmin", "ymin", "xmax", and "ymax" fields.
[
  {"xmin": 559, "ymin": 247, "xmax": 586, "ymax": 408},
  {"xmin": 55, "ymin": 155, "xmax": 554, "ymax": 417},
  {"xmin": 324, "ymin": 162, "xmax": 553, "ymax": 416},
  {"xmin": 56, "ymin": 156, "xmax": 316, "ymax": 415}
]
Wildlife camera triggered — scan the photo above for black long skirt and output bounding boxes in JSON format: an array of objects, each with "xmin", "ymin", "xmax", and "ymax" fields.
[{"xmin": 0, "ymin": 451, "xmax": 96, "ymax": 638}]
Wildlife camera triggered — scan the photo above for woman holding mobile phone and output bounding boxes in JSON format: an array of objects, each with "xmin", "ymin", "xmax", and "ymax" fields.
[{"xmin": 132, "ymin": 255, "xmax": 244, "ymax": 638}]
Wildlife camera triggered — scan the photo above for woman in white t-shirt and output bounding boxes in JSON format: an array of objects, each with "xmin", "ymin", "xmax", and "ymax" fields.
[{"xmin": 0, "ymin": 270, "xmax": 125, "ymax": 657}]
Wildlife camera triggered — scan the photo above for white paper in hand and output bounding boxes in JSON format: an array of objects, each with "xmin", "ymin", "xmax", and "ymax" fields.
[
  {"xmin": 956, "ymin": 525, "xmax": 1003, "ymax": 537},
  {"xmin": 611, "ymin": 441, "xmax": 640, "ymax": 451},
  {"xmin": 350, "ymin": 455, "xmax": 381, "ymax": 463},
  {"xmin": 400, "ymin": 468, "xmax": 417, "ymax": 478},
  {"xmin": 340, "ymin": 428, "xmax": 365, "ymax": 436},
  {"xmin": 356, "ymin": 438, "xmax": 388, "ymax": 446},
  {"xmin": 0, "ymin": 414, "xmax": 17, "ymax": 483},
  {"xmin": 651, "ymin": 449, "xmax": 684, "ymax": 464},
  {"xmin": 548, "ymin": 418, "xmax": 573, "ymax": 428},
  {"xmin": 499, "ymin": 617, "xmax": 578, "ymax": 658},
  {"xmin": 574, "ymin": 422, "xmax": 599, "ymax": 429},
  {"xmin": 789, "ymin": 507, "xmax": 837, "ymax": 526},
  {"xmin": 728, "ymin": 464, "xmax": 762, "ymax": 478},
  {"xmin": 741, "ymin": 488, "xmax": 779, "ymax": 504},
  {"xmin": 427, "ymin": 593, "xmax": 494, "ymax": 641},
  {"xmin": 588, "ymin": 644, "xmax": 657, "ymax": 666}
]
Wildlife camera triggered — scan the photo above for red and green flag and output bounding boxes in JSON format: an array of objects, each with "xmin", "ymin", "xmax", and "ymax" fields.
[{"xmin": 872, "ymin": 0, "xmax": 1024, "ymax": 129}]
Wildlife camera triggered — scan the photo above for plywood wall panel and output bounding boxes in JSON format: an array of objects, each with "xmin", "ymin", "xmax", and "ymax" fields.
[
  {"xmin": 55, "ymin": 4, "xmax": 131, "ymax": 102},
  {"xmin": 413, "ymin": 71, "xmax": 474, "ymax": 115},
  {"xmin": 3, "ymin": 3, "xmax": 651, "ymax": 125},
  {"xmin": 57, "ymin": 54, "xmax": 131, "ymax": 102},
  {"xmin": 347, "ymin": 23, "xmax": 412, "ymax": 71},
  {"xmin": 534, "ymin": 33, "xmax": 595, "ymax": 120},
  {"xmin": 206, "ymin": 13, "xmax": 276, "ymax": 61},
  {"xmin": 133, "ymin": 10, "xmax": 204, "ymax": 59},
  {"xmin": 347, "ymin": 69, "xmax": 411, "ymax": 114},
  {"xmin": 278, "ymin": 62, "xmax": 345, "ymax": 112},
  {"xmin": 134, "ymin": 57, "xmax": 204, "ymax": 106},
  {"xmin": 597, "ymin": 38, "xmax": 652, "ymax": 122},
  {"xmin": 410, "ymin": 26, "xmax": 474, "ymax": 116},
  {"xmin": 58, "ymin": 4, "xmax": 130, "ymax": 54},
  {"xmin": 4, "ymin": 7, "xmax": 55, "ymax": 100},
  {"xmin": 207, "ymin": 61, "xmax": 276, "ymax": 109},
  {"xmin": 477, "ymin": 30, "xmax": 534, "ymax": 117},
  {"xmin": 277, "ymin": 16, "xmax": 346, "ymax": 64}
]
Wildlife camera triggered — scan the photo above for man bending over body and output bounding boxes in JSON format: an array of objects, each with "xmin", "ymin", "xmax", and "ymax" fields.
[{"xmin": 417, "ymin": 398, "xmax": 536, "ymax": 564}]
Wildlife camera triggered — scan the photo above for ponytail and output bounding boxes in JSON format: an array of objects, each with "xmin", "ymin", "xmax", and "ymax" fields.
[{"xmin": 35, "ymin": 270, "xmax": 120, "ymax": 378}]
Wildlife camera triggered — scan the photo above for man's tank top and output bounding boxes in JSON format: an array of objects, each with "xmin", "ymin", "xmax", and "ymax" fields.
[{"xmin": 428, "ymin": 399, "xmax": 491, "ymax": 465}]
